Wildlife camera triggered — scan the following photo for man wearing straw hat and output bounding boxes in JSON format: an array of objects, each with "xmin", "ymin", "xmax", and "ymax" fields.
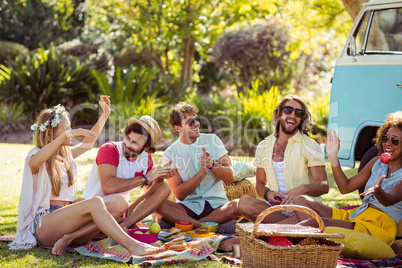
[{"xmin": 82, "ymin": 115, "xmax": 174, "ymax": 230}]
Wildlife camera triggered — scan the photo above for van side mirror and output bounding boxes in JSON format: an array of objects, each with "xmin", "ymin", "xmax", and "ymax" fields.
[{"xmin": 347, "ymin": 37, "xmax": 357, "ymax": 56}]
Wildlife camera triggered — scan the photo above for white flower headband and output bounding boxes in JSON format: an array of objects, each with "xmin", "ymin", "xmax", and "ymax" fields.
[{"xmin": 31, "ymin": 104, "xmax": 66, "ymax": 134}]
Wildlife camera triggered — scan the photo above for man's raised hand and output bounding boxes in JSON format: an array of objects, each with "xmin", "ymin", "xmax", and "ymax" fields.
[{"xmin": 200, "ymin": 146, "xmax": 213, "ymax": 169}]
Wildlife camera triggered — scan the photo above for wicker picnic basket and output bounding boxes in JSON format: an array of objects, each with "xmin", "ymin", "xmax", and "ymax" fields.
[
  {"xmin": 236, "ymin": 205, "xmax": 345, "ymax": 268},
  {"xmin": 167, "ymin": 179, "xmax": 256, "ymax": 202},
  {"xmin": 224, "ymin": 179, "xmax": 257, "ymax": 200}
]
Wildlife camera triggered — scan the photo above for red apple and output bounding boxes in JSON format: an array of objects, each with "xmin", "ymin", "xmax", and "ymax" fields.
[
  {"xmin": 380, "ymin": 153, "xmax": 391, "ymax": 164},
  {"xmin": 268, "ymin": 236, "xmax": 293, "ymax": 247}
]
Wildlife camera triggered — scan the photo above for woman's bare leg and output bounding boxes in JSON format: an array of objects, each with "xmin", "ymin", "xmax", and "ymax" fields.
[
  {"xmin": 38, "ymin": 197, "xmax": 164, "ymax": 256},
  {"xmin": 51, "ymin": 195, "xmax": 128, "ymax": 255}
]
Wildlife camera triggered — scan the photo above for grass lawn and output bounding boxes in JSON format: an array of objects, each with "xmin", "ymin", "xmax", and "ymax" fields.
[{"xmin": 0, "ymin": 143, "xmax": 362, "ymax": 267}]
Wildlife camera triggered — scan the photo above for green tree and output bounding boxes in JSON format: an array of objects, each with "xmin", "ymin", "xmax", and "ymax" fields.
[
  {"xmin": 0, "ymin": 0, "xmax": 85, "ymax": 49},
  {"xmin": 213, "ymin": 19, "xmax": 294, "ymax": 92},
  {"xmin": 84, "ymin": 0, "xmax": 277, "ymax": 90},
  {"xmin": 83, "ymin": 0, "xmax": 351, "ymax": 92}
]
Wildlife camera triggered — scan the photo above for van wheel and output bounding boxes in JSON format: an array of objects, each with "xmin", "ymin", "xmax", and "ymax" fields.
[{"xmin": 357, "ymin": 145, "xmax": 379, "ymax": 197}]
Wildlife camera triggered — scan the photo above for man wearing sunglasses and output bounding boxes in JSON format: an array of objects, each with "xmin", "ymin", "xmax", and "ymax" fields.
[
  {"xmin": 237, "ymin": 95, "xmax": 329, "ymax": 223},
  {"xmin": 155, "ymin": 102, "xmax": 246, "ymax": 230}
]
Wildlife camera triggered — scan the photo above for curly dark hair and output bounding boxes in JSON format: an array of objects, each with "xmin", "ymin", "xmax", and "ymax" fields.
[
  {"xmin": 375, "ymin": 111, "xmax": 402, "ymax": 154},
  {"xmin": 272, "ymin": 95, "xmax": 312, "ymax": 138},
  {"xmin": 169, "ymin": 102, "xmax": 199, "ymax": 134},
  {"xmin": 123, "ymin": 123, "xmax": 156, "ymax": 153}
]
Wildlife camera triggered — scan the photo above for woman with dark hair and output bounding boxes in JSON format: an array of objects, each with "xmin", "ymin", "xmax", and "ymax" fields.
[{"xmin": 293, "ymin": 111, "xmax": 402, "ymax": 246}]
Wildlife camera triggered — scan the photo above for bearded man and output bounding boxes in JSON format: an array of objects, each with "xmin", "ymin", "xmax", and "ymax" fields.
[
  {"xmin": 237, "ymin": 95, "xmax": 329, "ymax": 223},
  {"xmin": 82, "ymin": 116, "xmax": 173, "ymax": 230}
]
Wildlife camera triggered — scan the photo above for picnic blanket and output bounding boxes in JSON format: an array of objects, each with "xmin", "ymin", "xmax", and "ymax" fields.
[
  {"xmin": 336, "ymin": 255, "xmax": 402, "ymax": 267},
  {"xmin": 0, "ymin": 233, "xmax": 240, "ymax": 266},
  {"xmin": 1, "ymin": 234, "xmax": 401, "ymax": 267},
  {"xmin": 74, "ymin": 234, "xmax": 237, "ymax": 266}
]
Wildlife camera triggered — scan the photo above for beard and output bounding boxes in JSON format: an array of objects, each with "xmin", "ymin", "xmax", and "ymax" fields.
[
  {"xmin": 123, "ymin": 143, "xmax": 144, "ymax": 158},
  {"xmin": 280, "ymin": 119, "xmax": 300, "ymax": 135}
]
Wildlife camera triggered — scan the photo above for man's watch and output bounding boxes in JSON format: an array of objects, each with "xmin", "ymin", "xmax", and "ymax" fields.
[
  {"xmin": 209, "ymin": 161, "xmax": 215, "ymax": 170},
  {"xmin": 141, "ymin": 174, "xmax": 149, "ymax": 188}
]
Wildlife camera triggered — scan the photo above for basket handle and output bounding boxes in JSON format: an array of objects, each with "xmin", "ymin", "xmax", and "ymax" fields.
[{"xmin": 253, "ymin": 204, "xmax": 325, "ymax": 233}]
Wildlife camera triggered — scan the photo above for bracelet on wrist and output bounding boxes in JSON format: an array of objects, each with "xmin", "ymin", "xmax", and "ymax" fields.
[
  {"xmin": 264, "ymin": 188, "xmax": 272, "ymax": 201},
  {"xmin": 141, "ymin": 174, "xmax": 149, "ymax": 188},
  {"xmin": 209, "ymin": 161, "xmax": 215, "ymax": 170}
]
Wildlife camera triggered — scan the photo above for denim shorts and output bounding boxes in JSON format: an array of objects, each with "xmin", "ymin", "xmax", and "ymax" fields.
[
  {"xmin": 32, "ymin": 205, "xmax": 63, "ymax": 244},
  {"xmin": 265, "ymin": 200, "xmax": 295, "ymax": 218}
]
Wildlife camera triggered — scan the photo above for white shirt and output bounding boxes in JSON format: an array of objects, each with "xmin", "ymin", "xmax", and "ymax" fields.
[
  {"xmin": 82, "ymin": 141, "xmax": 150, "ymax": 202},
  {"xmin": 50, "ymin": 163, "xmax": 77, "ymax": 202},
  {"xmin": 273, "ymin": 160, "xmax": 288, "ymax": 194}
]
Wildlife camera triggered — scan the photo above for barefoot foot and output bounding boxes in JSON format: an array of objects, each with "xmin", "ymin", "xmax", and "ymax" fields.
[
  {"xmin": 52, "ymin": 235, "xmax": 74, "ymax": 256},
  {"xmin": 128, "ymin": 243, "xmax": 165, "ymax": 256}
]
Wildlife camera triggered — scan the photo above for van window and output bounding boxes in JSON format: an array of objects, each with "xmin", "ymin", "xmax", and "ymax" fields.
[
  {"xmin": 366, "ymin": 8, "xmax": 402, "ymax": 53},
  {"xmin": 352, "ymin": 11, "xmax": 370, "ymax": 55}
]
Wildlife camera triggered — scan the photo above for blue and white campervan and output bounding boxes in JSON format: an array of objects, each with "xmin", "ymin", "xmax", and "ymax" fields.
[{"xmin": 328, "ymin": 0, "xmax": 402, "ymax": 167}]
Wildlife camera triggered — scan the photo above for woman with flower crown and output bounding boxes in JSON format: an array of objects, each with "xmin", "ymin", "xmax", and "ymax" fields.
[{"xmin": 9, "ymin": 96, "xmax": 163, "ymax": 256}]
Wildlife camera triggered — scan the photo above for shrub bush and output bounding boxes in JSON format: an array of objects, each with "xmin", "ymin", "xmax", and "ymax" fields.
[
  {"xmin": 230, "ymin": 81, "xmax": 282, "ymax": 154},
  {"xmin": 0, "ymin": 41, "xmax": 29, "ymax": 65},
  {"xmin": 184, "ymin": 92, "xmax": 233, "ymax": 141},
  {"xmin": 0, "ymin": 103, "xmax": 26, "ymax": 134},
  {"xmin": 91, "ymin": 67, "xmax": 167, "ymax": 140},
  {"xmin": 212, "ymin": 20, "xmax": 294, "ymax": 92},
  {"xmin": 308, "ymin": 93, "xmax": 330, "ymax": 143},
  {"xmin": 57, "ymin": 40, "xmax": 115, "ymax": 78},
  {"xmin": 0, "ymin": 44, "xmax": 96, "ymax": 121}
]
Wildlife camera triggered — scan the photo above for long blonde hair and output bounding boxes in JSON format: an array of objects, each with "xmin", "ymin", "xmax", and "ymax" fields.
[{"xmin": 33, "ymin": 109, "xmax": 74, "ymax": 196}]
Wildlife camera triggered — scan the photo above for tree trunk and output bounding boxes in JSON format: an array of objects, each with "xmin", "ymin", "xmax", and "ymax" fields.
[
  {"xmin": 341, "ymin": 0, "xmax": 368, "ymax": 21},
  {"xmin": 182, "ymin": 36, "xmax": 195, "ymax": 89}
]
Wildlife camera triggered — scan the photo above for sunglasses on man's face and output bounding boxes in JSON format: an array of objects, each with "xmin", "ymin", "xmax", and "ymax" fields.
[
  {"xmin": 381, "ymin": 134, "xmax": 401, "ymax": 147},
  {"xmin": 282, "ymin": 106, "xmax": 305, "ymax": 118},
  {"xmin": 185, "ymin": 116, "xmax": 201, "ymax": 127}
]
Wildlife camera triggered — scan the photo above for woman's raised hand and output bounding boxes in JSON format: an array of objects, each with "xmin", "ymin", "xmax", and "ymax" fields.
[
  {"xmin": 66, "ymin": 128, "xmax": 96, "ymax": 139},
  {"xmin": 325, "ymin": 130, "xmax": 340, "ymax": 157},
  {"xmin": 99, "ymin": 95, "xmax": 111, "ymax": 113}
]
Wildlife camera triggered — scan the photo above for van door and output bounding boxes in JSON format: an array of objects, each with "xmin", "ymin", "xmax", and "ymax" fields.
[{"xmin": 329, "ymin": 6, "xmax": 402, "ymax": 167}]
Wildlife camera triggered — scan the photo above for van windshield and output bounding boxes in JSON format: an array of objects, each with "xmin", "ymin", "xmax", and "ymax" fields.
[{"xmin": 365, "ymin": 8, "xmax": 402, "ymax": 53}]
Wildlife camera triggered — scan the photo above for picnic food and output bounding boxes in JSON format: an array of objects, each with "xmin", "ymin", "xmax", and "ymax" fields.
[
  {"xmin": 127, "ymin": 228, "xmax": 158, "ymax": 244},
  {"xmin": 267, "ymin": 236, "xmax": 293, "ymax": 247},
  {"xmin": 200, "ymin": 222, "xmax": 218, "ymax": 233},
  {"xmin": 165, "ymin": 236, "xmax": 188, "ymax": 251},
  {"xmin": 149, "ymin": 222, "xmax": 161, "ymax": 234},
  {"xmin": 159, "ymin": 227, "xmax": 182, "ymax": 239},
  {"xmin": 169, "ymin": 227, "xmax": 181, "ymax": 233},
  {"xmin": 186, "ymin": 227, "xmax": 210, "ymax": 235},
  {"xmin": 380, "ymin": 153, "xmax": 391, "ymax": 164},
  {"xmin": 296, "ymin": 237, "xmax": 319, "ymax": 246}
]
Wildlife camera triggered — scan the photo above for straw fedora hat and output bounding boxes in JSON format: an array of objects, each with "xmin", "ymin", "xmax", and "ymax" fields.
[{"xmin": 127, "ymin": 115, "xmax": 162, "ymax": 147}]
